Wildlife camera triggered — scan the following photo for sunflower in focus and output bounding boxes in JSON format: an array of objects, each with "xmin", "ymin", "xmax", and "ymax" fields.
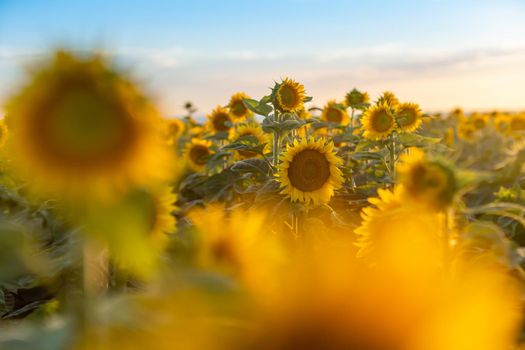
[
  {"xmin": 377, "ymin": 91, "xmax": 400, "ymax": 109},
  {"xmin": 395, "ymin": 102, "xmax": 422, "ymax": 132},
  {"xmin": 272, "ymin": 78, "xmax": 306, "ymax": 113},
  {"xmin": 361, "ymin": 103, "xmax": 396, "ymax": 140},
  {"xmin": 277, "ymin": 137, "xmax": 344, "ymax": 206},
  {"xmin": 233, "ymin": 122, "xmax": 269, "ymax": 159},
  {"xmin": 207, "ymin": 105, "xmax": 233, "ymax": 135},
  {"xmin": 321, "ymin": 100, "xmax": 349, "ymax": 126},
  {"xmin": 5, "ymin": 50, "xmax": 173, "ymax": 202},
  {"xmin": 165, "ymin": 118, "xmax": 185, "ymax": 145},
  {"xmin": 344, "ymin": 88, "xmax": 370, "ymax": 109},
  {"xmin": 397, "ymin": 148, "xmax": 457, "ymax": 210},
  {"xmin": 185, "ymin": 139, "xmax": 213, "ymax": 172},
  {"xmin": 228, "ymin": 92, "xmax": 253, "ymax": 120}
]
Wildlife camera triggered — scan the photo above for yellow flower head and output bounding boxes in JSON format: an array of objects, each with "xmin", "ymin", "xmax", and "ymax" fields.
[
  {"xmin": 395, "ymin": 102, "xmax": 422, "ymax": 132},
  {"xmin": 272, "ymin": 78, "xmax": 306, "ymax": 113},
  {"xmin": 355, "ymin": 186, "xmax": 444, "ymax": 268},
  {"xmin": 233, "ymin": 122, "xmax": 269, "ymax": 159},
  {"xmin": 5, "ymin": 50, "xmax": 173, "ymax": 202},
  {"xmin": 321, "ymin": 100, "xmax": 350, "ymax": 125},
  {"xmin": 165, "ymin": 118, "xmax": 185, "ymax": 144},
  {"xmin": 377, "ymin": 91, "xmax": 400, "ymax": 109},
  {"xmin": 457, "ymin": 122, "xmax": 477, "ymax": 142},
  {"xmin": 509, "ymin": 113, "xmax": 525, "ymax": 133},
  {"xmin": 344, "ymin": 88, "xmax": 370, "ymax": 108},
  {"xmin": 188, "ymin": 204, "xmax": 284, "ymax": 294},
  {"xmin": 206, "ymin": 105, "xmax": 233, "ymax": 134},
  {"xmin": 296, "ymin": 108, "xmax": 312, "ymax": 120},
  {"xmin": 361, "ymin": 103, "xmax": 396, "ymax": 140},
  {"xmin": 493, "ymin": 114, "xmax": 510, "ymax": 135},
  {"xmin": 397, "ymin": 148, "xmax": 457, "ymax": 210},
  {"xmin": 471, "ymin": 113, "xmax": 488, "ymax": 130},
  {"xmin": 185, "ymin": 139, "xmax": 213, "ymax": 172},
  {"xmin": 277, "ymin": 137, "xmax": 344, "ymax": 206},
  {"xmin": 228, "ymin": 92, "xmax": 253, "ymax": 120}
]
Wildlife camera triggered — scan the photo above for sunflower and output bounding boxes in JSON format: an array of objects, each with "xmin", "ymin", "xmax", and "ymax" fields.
[
  {"xmin": 272, "ymin": 78, "xmax": 306, "ymax": 113},
  {"xmin": 277, "ymin": 137, "xmax": 344, "ymax": 206},
  {"xmin": 361, "ymin": 103, "xmax": 396, "ymax": 140},
  {"xmin": 344, "ymin": 88, "xmax": 370, "ymax": 109},
  {"xmin": 509, "ymin": 114, "xmax": 525, "ymax": 133},
  {"xmin": 145, "ymin": 186, "xmax": 177, "ymax": 249},
  {"xmin": 228, "ymin": 92, "xmax": 253, "ymax": 120},
  {"xmin": 165, "ymin": 118, "xmax": 185, "ymax": 144},
  {"xmin": 5, "ymin": 50, "xmax": 173, "ymax": 201},
  {"xmin": 233, "ymin": 122, "xmax": 269, "ymax": 159},
  {"xmin": 457, "ymin": 123, "xmax": 477, "ymax": 142},
  {"xmin": 493, "ymin": 114, "xmax": 510, "ymax": 135},
  {"xmin": 377, "ymin": 91, "xmax": 400, "ymax": 108},
  {"xmin": 397, "ymin": 148, "xmax": 456, "ymax": 210},
  {"xmin": 395, "ymin": 102, "xmax": 422, "ymax": 132},
  {"xmin": 185, "ymin": 139, "xmax": 213, "ymax": 172},
  {"xmin": 321, "ymin": 100, "xmax": 350, "ymax": 125},
  {"xmin": 206, "ymin": 105, "xmax": 233, "ymax": 135},
  {"xmin": 471, "ymin": 113, "xmax": 488, "ymax": 130}
]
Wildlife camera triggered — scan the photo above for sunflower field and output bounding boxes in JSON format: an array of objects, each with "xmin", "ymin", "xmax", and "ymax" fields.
[{"xmin": 0, "ymin": 50, "xmax": 525, "ymax": 350}]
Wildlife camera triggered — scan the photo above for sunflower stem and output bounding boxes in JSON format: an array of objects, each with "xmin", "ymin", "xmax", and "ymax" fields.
[
  {"xmin": 273, "ymin": 108, "xmax": 281, "ymax": 167},
  {"xmin": 388, "ymin": 133, "xmax": 397, "ymax": 187}
]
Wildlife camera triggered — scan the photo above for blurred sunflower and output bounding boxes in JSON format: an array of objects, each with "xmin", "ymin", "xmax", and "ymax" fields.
[
  {"xmin": 277, "ymin": 137, "xmax": 344, "ymax": 206},
  {"xmin": 377, "ymin": 91, "xmax": 400, "ymax": 108},
  {"xmin": 457, "ymin": 123, "xmax": 477, "ymax": 142},
  {"xmin": 361, "ymin": 103, "xmax": 396, "ymax": 140},
  {"xmin": 493, "ymin": 114, "xmax": 510, "ymax": 135},
  {"xmin": 0, "ymin": 119, "xmax": 9, "ymax": 148},
  {"xmin": 509, "ymin": 114, "xmax": 525, "ymax": 133},
  {"xmin": 296, "ymin": 108, "xmax": 312, "ymax": 120},
  {"xmin": 165, "ymin": 118, "xmax": 185, "ymax": 145},
  {"xmin": 5, "ymin": 50, "xmax": 173, "ymax": 201},
  {"xmin": 185, "ymin": 139, "xmax": 213, "ymax": 172},
  {"xmin": 272, "ymin": 78, "xmax": 306, "ymax": 113},
  {"xmin": 344, "ymin": 88, "xmax": 370, "ymax": 109},
  {"xmin": 321, "ymin": 100, "xmax": 349, "ymax": 125},
  {"xmin": 206, "ymin": 105, "xmax": 233, "ymax": 135},
  {"xmin": 395, "ymin": 102, "xmax": 422, "ymax": 132},
  {"xmin": 233, "ymin": 122, "xmax": 269, "ymax": 159},
  {"xmin": 397, "ymin": 148, "xmax": 456, "ymax": 210},
  {"xmin": 148, "ymin": 186, "xmax": 177, "ymax": 249},
  {"xmin": 228, "ymin": 92, "xmax": 253, "ymax": 120},
  {"xmin": 471, "ymin": 113, "xmax": 488, "ymax": 130}
]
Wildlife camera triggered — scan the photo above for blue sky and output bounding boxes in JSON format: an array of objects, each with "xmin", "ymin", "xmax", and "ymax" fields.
[{"xmin": 1, "ymin": 0, "xmax": 525, "ymax": 115}]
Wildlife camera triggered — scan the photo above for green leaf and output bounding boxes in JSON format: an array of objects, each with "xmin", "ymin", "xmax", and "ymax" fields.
[
  {"xmin": 397, "ymin": 133, "xmax": 440, "ymax": 147},
  {"xmin": 243, "ymin": 98, "xmax": 273, "ymax": 116}
]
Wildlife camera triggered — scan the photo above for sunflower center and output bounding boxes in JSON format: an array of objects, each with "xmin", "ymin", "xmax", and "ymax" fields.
[
  {"xmin": 396, "ymin": 109, "xmax": 416, "ymax": 127},
  {"xmin": 190, "ymin": 145, "xmax": 210, "ymax": 165},
  {"xmin": 288, "ymin": 149, "xmax": 330, "ymax": 192},
  {"xmin": 212, "ymin": 112, "xmax": 232, "ymax": 132},
  {"xmin": 371, "ymin": 111, "xmax": 394, "ymax": 133},
  {"xmin": 279, "ymin": 85, "xmax": 300, "ymax": 109},
  {"xmin": 326, "ymin": 108, "xmax": 343, "ymax": 123},
  {"xmin": 473, "ymin": 118, "xmax": 486, "ymax": 129},
  {"xmin": 33, "ymin": 80, "xmax": 138, "ymax": 169},
  {"xmin": 231, "ymin": 100, "xmax": 247, "ymax": 118}
]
